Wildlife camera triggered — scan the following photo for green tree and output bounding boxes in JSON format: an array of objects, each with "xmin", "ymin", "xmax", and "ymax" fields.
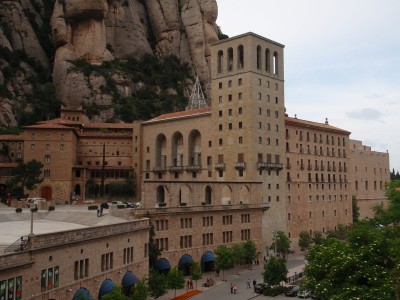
[
  {"xmin": 276, "ymin": 231, "xmax": 291, "ymax": 258},
  {"xmin": 148, "ymin": 270, "xmax": 167, "ymax": 299},
  {"xmin": 131, "ymin": 278, "xmax": 149, "ymax": 300},
  {"xmin": 312, "ymin": 231, "xmax": 324, "ymax": 245},
  {"xmin": 298, "ymin": 231, "xmax": 312, "ymax": 250},
  {"xmin": 101, "ymin": 286, "xmax": 127, "ymax": 300},
  {"xmin": 232, "ymin": 243, "xmax": 244, "ymax": 271},
  {"xmin": 146, "ymin": 213, "xmax": 161, "ymax": 270},
  {"xmin": 242, "ymin": 240, "xmax": 257, "ymax": 266},
  {"xmin": 6, "ymin": 159, "xmax": 43, "ymax": 199},
  {"xmin": 352, "ymin": 195, "xmax": 360, "ymax": 222},
  {"xmin": 190, "ymin": 261, "xmax": 202, "ymax": 289},
  {"xmin": 167, "ymin": 266, "xmax": 185, "ymax": 298},
  {"xmin": 215, "ymin": 245, "xmax": 235, "ymax": 280},
  {"xmin": 263, "ymin": 256, "xmax": 288, "ymax": 287}
]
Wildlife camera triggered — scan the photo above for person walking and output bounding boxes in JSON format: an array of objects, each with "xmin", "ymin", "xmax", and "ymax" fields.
[
  {"xmin": 253, "ymin": 279, "xmax": 257, "ymax": 292},
  {"xmin": 230, "ymin": 283, "xmax": 233, "ymax": 294},
  {"xmin": 247, "ymin": 279, "xmax": 251, "ymax": 289},
  {"xmin": 233, "ymin": 284, "xmax": 237, "ymax": 294},
  {"xmin": 97, "ymin": 208, "xmax": 100, "ymax": 217}
]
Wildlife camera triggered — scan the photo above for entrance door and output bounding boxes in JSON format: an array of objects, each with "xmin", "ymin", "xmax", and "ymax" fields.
[{"xmin": 41, "ymin": 187, "xmax": 52, "ymax": 200}]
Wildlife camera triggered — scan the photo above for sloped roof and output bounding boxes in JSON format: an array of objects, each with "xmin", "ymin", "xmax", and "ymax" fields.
[
  {"xmin": 285, "ymin": 116, "xmax": 351, "ymax": 135},
  {"xmin": 144, "ymin": 107, "xmax": 211, "ymax": 124},
  {"xmin": 23, "ymin": 123, "xmax": 75, "ymax": 130},
  {"xmin": 0, "ymin": 134, "xmax": 24, "ymax": 141},
  {"xmin": 84, "ymin": 123, "xmax": 133, "ymax": 129}
]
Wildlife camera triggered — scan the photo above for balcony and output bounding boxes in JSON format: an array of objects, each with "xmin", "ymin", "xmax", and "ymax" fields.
[
  {"xmin": 153, "ymin": 166, "xmax": 168, "ymax": 173},
  {"xmin": 214, "ymin": 163, "xmax": 226, "ymax": 170},
  {"xmin": 234, "ymin": 162, "xmax": 246, "ymax": 170},
  {"xmin": 257, "ymin": 162, "xmax": 283, "ymax": 170},
  {"xmin": 186, "ymin": 165, "xmax": 201, "ymax": 172},
  {"xmin": 168, "ymin": 165, "xmax": 184, "ymax": 172}
]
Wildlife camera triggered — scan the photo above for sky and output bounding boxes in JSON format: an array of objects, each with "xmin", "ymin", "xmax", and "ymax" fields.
[{"xmin": 216, "ymin": 0, "xmax": 400, "ymax": 172}]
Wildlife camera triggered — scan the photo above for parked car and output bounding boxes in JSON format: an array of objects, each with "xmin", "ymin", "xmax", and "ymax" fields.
[
  {"xmin": 124, "ymin": 202, "xmax": 135, "ymax": 208},
  {"xmin": 254, "ymin": 283, "xmax": 267, "ymax": 294},
  {"xmin": 111, "ymin": 201, "xmax": 127, "ymax": 208},
  {"xmin": 284, "ymin": 285, "xmax": 299, "ymax": 297},
  {"xmin": 298, "ymin": 289, "xmax": 311, "ymax": 298}
]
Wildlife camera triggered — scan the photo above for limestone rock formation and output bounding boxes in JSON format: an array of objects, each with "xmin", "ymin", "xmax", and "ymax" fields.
[{"xmin": 0, "ymin": 0, "xmax": 222, "ymax": 125}]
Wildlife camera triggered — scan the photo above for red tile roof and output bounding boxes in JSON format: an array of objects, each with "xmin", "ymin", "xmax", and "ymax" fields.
[
  {"xmin": 285, "ymin": 116, "xmax": 351, "ymax": 135},
  {"xmin": 144, "ymin": 107, "xmax": 211, "ymax": 124},
  {"xmin": 23, "ymin": 123, "xmax": 75, "ymax": 130},
  {"xmin": 0, "ymin": 134, "xmax": 24, "ymax": 141},
  {"xmin": 83, "ymin": 123, "xmax": 133, "ymax": 129}
]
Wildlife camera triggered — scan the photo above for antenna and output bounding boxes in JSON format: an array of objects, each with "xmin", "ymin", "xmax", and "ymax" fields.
[{"xmin": 186, "ymin": 76, "xmax": 208, "ymax": 110}]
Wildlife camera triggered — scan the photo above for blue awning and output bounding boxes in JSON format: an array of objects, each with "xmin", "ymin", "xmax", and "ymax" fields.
[
  {"xmin": 98, "ymin": 279, "xmax": 115, "ymax": 299},
  {"xmin": 201, "ymin": 251, "xmax": 216, "ymax": 263},
  {"xmin": 122, "ymin": 271, "xmax": 137, "ymax": 287},
  {"xmin": 155, "ymin": 258, "xmax": 171, "ymax": 271},
  {"xmin": 73, "ymin": 288, "xmax": 93, "ymax": 300},
  {"xmin": 178, "ymin": 254, "xmax": 193, "ymax": 266}
]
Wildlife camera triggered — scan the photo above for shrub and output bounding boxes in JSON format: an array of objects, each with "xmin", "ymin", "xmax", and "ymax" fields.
[
  {"xmin": 48, "ymin": 205, "xmax": 55, "ymax": 211},
  {"xmin": 15, "ymin": 207, "xmax": 22, "ymax": 213},
  {"xmin": 88, "ymin": 205, "xmax": 98, "ymax": 210},
  {"xmin": 263, "ymin": 286, "xmax": 284, "ymax": 296}
]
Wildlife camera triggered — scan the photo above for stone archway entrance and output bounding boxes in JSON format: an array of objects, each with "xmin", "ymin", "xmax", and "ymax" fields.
[{"xmin": 41, "ymin": 186, "xmax": 52, "ymax": 200}]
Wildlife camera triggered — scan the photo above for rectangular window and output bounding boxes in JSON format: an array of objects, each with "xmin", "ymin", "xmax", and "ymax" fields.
[
  {"xmin": 238, "ymin": 93, "xmax": 242, "ymax": 100},
  {"xmin": 238, "ymin": 107, "xmax": 242, "ymax": 114},
  {"xmin": 45, "ymin": 155, "xmax": 50, "ymax": 163},
  {"xmin": 202, "ymin": 216, "xmax": 214, "ymax": 227},
  {"xmin": 241, "ymin": 229, "xmax": 250, "ymax": 241},
  {"xmin": 228, "ymin": 80, "xmax": 232, "ymax": 87},
  {"xmin": 44, "ymin": 169, "xmax": 50, "ymax": 178},
  {"xmin": 179, "ymin": 235, "xmax": 192, "ymax": 249},
  {"xmin": 202, "ymin": 233, "xmax": 214, "ymax": 246},
  {"xmin": 228, "ymin": 94, "xmax": 232, "ymax": 101},
  {"xmin": 60, "ymin": 144, "xmax": 64, "ymax": 150},
  {"xmin": 74, "ymin": 259, "xmax": 89, "ymax": 280},
  {"xmin": 31, "ymin": 144, "xmax": 35, "ymax": 150},
  {"xmin": 222, "ymin": 231, "xmax": 233, "ymax": 243},
  {"xmin": 222, "ymin": 215, "xmax": 233, "ymax": 225},
  {"xmin": 238, "ymin": 78, "xmax": 242, "ymax": 85}
]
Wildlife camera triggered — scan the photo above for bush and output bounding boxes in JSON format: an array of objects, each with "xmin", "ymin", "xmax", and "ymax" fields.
[
  {"xmin": 15, "ymin": 207, "xmax": 22, "ymax": 213},
  {"xmin": 263, "ymin": 286, "xmax": 285, "ymax": 297},
  {"xmin": 48, "ymin": 205, "xmax": 55, "ymax": 211},
  {"xmin": 88, "ymin": 205, "xmax": 98, "ymax": 210}
]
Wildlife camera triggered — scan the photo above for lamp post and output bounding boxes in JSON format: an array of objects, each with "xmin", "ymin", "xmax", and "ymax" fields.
[
  {"xmin": 272, "ymin": 229, "xmax": 277, "ymax": 255},
  {"xmin": 29, "ymin": 206, "xmax": 37, "ymax": 237}
]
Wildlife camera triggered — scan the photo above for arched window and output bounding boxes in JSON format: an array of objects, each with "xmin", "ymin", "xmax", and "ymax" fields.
[
  {"xmin": 156, "ymin": 134, "xmax": 167, "ymax": 169},
  {"xmin": 221, "ymin": 185, "xmax": 232, "ymax": 205},
  {"xmin": 188, "ymin": 130, "xmax": 201, "ymax": 166},
  {"xmin": 273, "ymin": 51, "xmax": 279, "ymax": 75},
  {"xmin": 75, "ymin": 184, "xmax": 81, "ymax": 195},
  {"xmin": 265, "ymin": 48, "xmax": 270, "ymax": 72},
  {"xmin": 171, "ymin": 132, "xmax": 184, "ymax": 167},
  {"xmin": 180, "ymin": 185, "xmax": 191, "ymax": 205},
  {"xmin": 227, "ymin": 48, "xmax": 233, "ymax": 71},
  {"xmin": 256, "ymin": 45, "xmax": 262, "ymax": 69},
  {"xmin": 156, "ymin": 186, "xmax": 165, "ymax": 203},
  {"xmin": 217, "ymin": 50, "xmax": 224, "ymax": 73},
  {"xmin": 205, "ymin": 186, "xmax": 212, "ymax": 204},
  {"xmin": 239, "ymin": 185, "xmax": 250, "ymax": 204},
  {"xmin": 237, "ymin": 45, "xmax": 244, "ymax": 69}
]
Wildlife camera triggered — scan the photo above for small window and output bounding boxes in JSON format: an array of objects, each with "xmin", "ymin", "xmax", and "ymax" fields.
[
  {"xmin": 228, "ymin": 109, "xmax": 232, "ymax": 116},
  {"xmin": 239, "ymin": 122, "xmax": 242, "ymax": 129},
  {"xmin": 258, "ymin": 93, "xmax": 262, "ymax": 100},
  {"xmin": 219, "ymin": 82, "xmax": 222, "ymax": 89},
  {"xmin": 219, "ymin": 139, "xmax": 223, "ymax": 145},
  {"xmin": 219, "ymin": 96, "xmax": 222, "ymax": 103},
  {"xmin": 238, "ymin": 107, "xmax": 242, "ymax": 115},
  {"xmin": 228, "ymin": 80, "xmax": 232, "ymax": 87},
  {"xmin": 228, "ymin": 94, "xmax": 232, "ymax": 101},
  {"xmin": 239, "ymin": 137, "xmax": 243, "ymax": 144},
  {"xmin": 238, "ymin": 78, "xmax": 242, "ymax": 85},
  {"xmin": 238, "ymin": 93, "xmax": 242, "ymax": 100}
]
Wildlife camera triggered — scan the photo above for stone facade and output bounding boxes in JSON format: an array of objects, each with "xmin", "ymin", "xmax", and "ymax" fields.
[
  {"xmin": 0, "ymin": 218, "xmax": 150, "ymax": 300},
  {"xmin": 285, "ymin": 117, "xmax": 353, "ymax": 247},
  {"xmin": 0, "ymin": 32, "xmax": 391, "ymax": 276},
  {"xmin": 348, "ymin": 140, "xmax": 390, "ymax": 219}
]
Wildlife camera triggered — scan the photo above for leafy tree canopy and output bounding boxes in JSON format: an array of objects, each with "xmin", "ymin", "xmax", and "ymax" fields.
[
  {"xmin": 263, "ymin": 256, "xmax": 288, "ymax": 287},
  {"xmin": 215, "ymin": 245, "xmax": 235, "ymax": 280},
  {"xmin": 148, "ymin": 270, "xmax": 167, "ymax": 299},
  {"xmin": 6, "ymin": 159, "xmax": 43, "ymax": 198},
  {"xmin": 167, "ymin": 266, "xmax": 185, "ymax": 298},
  {"xmin": 242, "ymin": 240, "xmax": 257, "ymax": 264}
]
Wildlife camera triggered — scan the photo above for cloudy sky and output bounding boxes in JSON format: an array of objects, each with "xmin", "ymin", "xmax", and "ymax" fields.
[{"xmin": 216, "ymin": 0, "xmax": 400, "ymax": 172}]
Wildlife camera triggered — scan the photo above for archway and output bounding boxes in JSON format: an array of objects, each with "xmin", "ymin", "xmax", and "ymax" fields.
[
  {"xmin": 239, "ymin": 185, "xmax": 250, "ymax": 204},
  {"xmin": 74, "ymin": 184, "xmax": 81, "ymax": 196},
  {"xmin": 155, "ymin": 258, "xmax": 171, "ymax": 275},
  {"xmin": 179, "ymin": 185, "xmax": 190, "ymax": 206},
  {"xmin": 98, "ymin": 279, "xmax": 115, "ymax": 299},
  {"xmin": 72, "ymin": 287, "xmax": 93, "ymax": 300},
  {"xmin": 121, "ymin": 271, "xmax": 137, "ymax": 296},
  {"xmin": 201, "ymin": 251, "xmax": 216, "ymax": 272},
  {"xmin": 178, "ymin": 254, "xmax": 193, "ymax": 276},
  {"xmin": 41, "ymin": 186, "xmax": 52, "ymax": 200},
  {"xmin": 156, "ymin": 186, "xmax": 166, "ymax": 205},
  {"xmin": 221, "ymin": 185, "xmax": 232, "ymax": 205}
]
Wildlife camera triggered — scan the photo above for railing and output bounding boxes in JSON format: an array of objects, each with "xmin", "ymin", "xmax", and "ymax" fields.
[
  {"xmin": 185, "ymin": 165, "xmax": 201, "ymax": 172},
  {"xmin": 214, "ymin": 163, "xmax": 226, "ymax": 170},
  {"xmin": 168, "ymin": 166, "xmax": 184, "ymax": 172},
  {"xmin": 257, "ymin": 162, "xmax": 283, "ymax": 170},
  {"xmin": 4, "ymin": 236, "xmax": 30, "ymax": 253},
  {"xmin": 234, "ymin": 162, "xmax": 246, "ymax": 170},
  {"xmin": 140, "ymin": 203, "xmax": 270, "ymax": 215}
]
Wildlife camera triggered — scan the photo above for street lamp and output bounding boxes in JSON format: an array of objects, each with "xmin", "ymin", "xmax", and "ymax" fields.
[
  {"xmin": 29, "ymin": 206, "xmax": 38, "ymax": 237},
  {"xmin": 272, "ymin": 229, "xmax": 277, "ymax": 255}
]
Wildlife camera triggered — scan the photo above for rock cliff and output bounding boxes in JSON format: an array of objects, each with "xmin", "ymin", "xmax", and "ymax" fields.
[{"xmin": 0, "ymin": 0, "xmax": 222, "ymax": 126}]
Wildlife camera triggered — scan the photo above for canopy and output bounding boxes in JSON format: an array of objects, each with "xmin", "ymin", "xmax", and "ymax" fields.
[
  {"xmin": 73, "ymin": 288, "xmax": 93, "ymax": 300},
  {"xmin": 201, "ymin": 251, "xmax": 216, "ymax": 263},
  {"xmin": 122, "ymin": 271, "xmax": 137, "ymax": 287},
  {"xmin": 155, "ymin": 258, "xmax": 171, "ymax": 271},
  {"xmin": 178, "ymin": 254, "xmax": 193, "ymax": 266},
  {"xmin": 98, "ymin": 279, "xmax": 115, "ymax": 299}
]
